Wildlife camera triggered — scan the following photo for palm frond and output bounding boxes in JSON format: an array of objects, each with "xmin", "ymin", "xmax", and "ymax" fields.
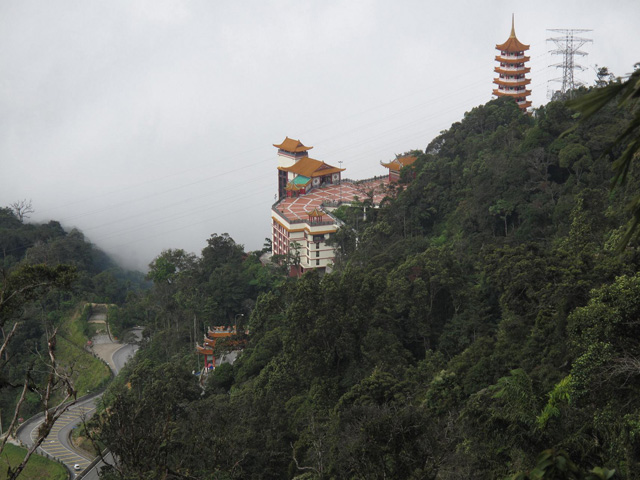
[{"xmin": 565, "ymin": 83, "xmax": 625, "ymax": 120}]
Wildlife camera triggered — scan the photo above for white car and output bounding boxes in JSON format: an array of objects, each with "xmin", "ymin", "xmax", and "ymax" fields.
[{"xmin": 74, "ymin": 464, "xmax": 81, "ymax": 471}]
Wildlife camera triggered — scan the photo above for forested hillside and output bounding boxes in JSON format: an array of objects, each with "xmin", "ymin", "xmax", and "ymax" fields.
[
  {"xmin": 92, "ymin": 85, "xmax": 640, "ymax": 479},
  {"xmin": 0, "ymin": 209, "xmax": 147, "ymax": 475}
]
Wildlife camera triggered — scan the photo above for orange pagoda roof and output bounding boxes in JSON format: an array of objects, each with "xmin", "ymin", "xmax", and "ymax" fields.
[
  {"xmin": 496, "ymin": 55, "xmax": 530, "ymax": 64},
  {"xmin": 493, "ymin": 88, "xmax": 532, "ymax": 97},
  {"xmin": 273, "ymin": 137, "xmax": 313, "ymax": 153},
  {"xmin": 307, "ymin": 207, "xmax": 324, "ymax": 217},
  {"xmin": 196, "ymin": 345, "xmax": 213, "ymax": 355},
  {"xmin": 381, "ymin": 155, "xmax": 417, "ymax": 171},
  {"xmin": 495, "ymin": 66, "xmax": 531, "ymax": 75},
  {"xmin": 493, "ymin": 78, "xmax": 531, "ymax": 87},
  {"xmin": 207, "ymin": 326, "xmax": 237, "ymax": 338},
  {"xmin": 495, "ymin": 15, "xmax": 529, "ymax": 52},
  {"xmin": 280, "ymin": 157, "xmax": 345, "ymax": 178}
]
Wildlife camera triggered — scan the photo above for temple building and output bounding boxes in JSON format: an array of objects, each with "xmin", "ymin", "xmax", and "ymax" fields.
[
  {"xmin": 196, "ymin": 326, "xmax": 246, "ymax": 371},
  {"xmin": 493, "ymin": 15, "xmax": 532, "ymax": 111},
  {"xmin": 271, "ymin": 137, "xmax": 388, "ymax": 276},
  {"xmin": 275, "ymin": 137, "xmax": 315, "ymax": 198},
  {"xmin": 275, "ymin": 137, "xmax": 345, "ymax": 199},
  {"xmin": 381, "ymin": 155, "xmax": 417, "ymax": 183}
]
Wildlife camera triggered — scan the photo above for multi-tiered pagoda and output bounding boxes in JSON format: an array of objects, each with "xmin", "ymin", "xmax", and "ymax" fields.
[{"xmin": 493, "ymin": 15, "xmax": 531, "ymax": 111}]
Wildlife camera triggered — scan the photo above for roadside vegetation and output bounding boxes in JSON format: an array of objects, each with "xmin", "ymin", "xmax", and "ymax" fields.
[
  {"xmin": 0, "ymin": 444, "xmax": 67, "ymax": 480},
  {"xmin": 58, "ymin": 306, "xmax": 112, "ymax": 395}
]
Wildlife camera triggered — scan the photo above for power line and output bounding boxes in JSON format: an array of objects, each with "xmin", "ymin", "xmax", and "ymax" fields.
[{"xmin": 547, "ymin": 28, "xmax": 593, "ymax": 99}]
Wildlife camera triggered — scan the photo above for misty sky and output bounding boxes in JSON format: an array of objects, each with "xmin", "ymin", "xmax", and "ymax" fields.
[{"xmin": 1, "ymin": 0, "xmax": 638, "ymax": 271}]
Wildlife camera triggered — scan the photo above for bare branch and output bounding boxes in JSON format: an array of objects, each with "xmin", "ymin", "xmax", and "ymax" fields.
[
  {"xmin": 6, "ymin": 327, "xmax": 77, "ymax": 480},
  {"xmin": 79, "ymin": 412, "xmax": 121, "ymax": 478},
  {"xmin": 607, "ymin": 356, "xmax": 640, "ymax": 385},
  {"xmin": 291, "ymin": 442, "xmax": 321, "ymax": 476},
  {"xmin": 9, "ymin": 199, "xmax": 34, "ymax": 223},
  {"xmin": 0, "ymin": 376, "xmax": 29, "ymax": 455},
  {"xmin": 0, "ymin": 322, "xmax": 19, "ymax": 362}
]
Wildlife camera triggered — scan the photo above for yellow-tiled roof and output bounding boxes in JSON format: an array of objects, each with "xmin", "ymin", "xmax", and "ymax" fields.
[
  {"xmin": 381, "ymin": 155, "xmax": 417, "ymax": 171},
  {"xmin": 307, "ymin": 207, "xmax": 324, "ymax": 217},
  {"xmin": 281, "ymin": 157, "xmax": 345, "ymax": 177},
  {"xmin": 273, "ymin": 137, "xmax": 313, "ymax": 153},
  {"xmin": 496, "ymin": 15, "xmax": 529, "ymax": 52}
]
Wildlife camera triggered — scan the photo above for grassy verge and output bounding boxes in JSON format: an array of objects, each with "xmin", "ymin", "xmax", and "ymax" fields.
[
  {"xmin": 71, "ymin": 429, "xmax": 99, "ymax": 456},
  {"xmin": 61, "ymin": 304, "xmax": 112, "ymax": 455},
  {"xmin": 57, "ymin": 304, "xmax": 112, "ymax": 398},
  {"xmin": 56, "ymin": 336, "xmax": 111, "ymax": 395},
  {"xmin": 0, "ymin": 444, "xmax": 67, "ymax": 480},
  {"xmin": 65, "ymin": 303, "xmax": 98, "ymax": 345},
  {"xmin": 107, "ymin": 304, "xmax": 125, "ymax": 340}
]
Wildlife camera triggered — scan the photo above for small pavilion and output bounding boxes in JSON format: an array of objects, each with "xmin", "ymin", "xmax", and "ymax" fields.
[{"xmin": 307, "ymin": 207, "xmax": 325, "ymax": 224}]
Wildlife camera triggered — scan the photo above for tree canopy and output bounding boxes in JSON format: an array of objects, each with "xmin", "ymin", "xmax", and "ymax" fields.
[{"xmin": 84, "ymin": 79, "xmax": 640, "ymax": 478}]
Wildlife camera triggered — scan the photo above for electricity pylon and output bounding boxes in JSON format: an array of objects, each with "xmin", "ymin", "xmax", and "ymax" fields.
[{"xmin": 547, "ymin": 28, "xmax": 592, "ymax": 99}]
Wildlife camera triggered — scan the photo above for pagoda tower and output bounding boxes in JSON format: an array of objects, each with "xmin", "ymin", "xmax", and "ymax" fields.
[{"xmin": 493, "ymin": 15, "xmax": 532, "ymax": 110}]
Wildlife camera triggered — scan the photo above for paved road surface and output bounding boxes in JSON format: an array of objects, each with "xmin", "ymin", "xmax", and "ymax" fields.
[
  {"xmin": 79, "ymin": 343, "xmax": 139, "ymax": 479},
  {"xmin": 20, "ymin": 398, "xmax": 97, "ymax": 471},
  {"xmin": 15, "ymin": 311, "xmax": 141, "ymax": 478}
]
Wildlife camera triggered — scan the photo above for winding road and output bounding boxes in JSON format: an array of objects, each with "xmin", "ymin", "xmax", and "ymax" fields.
[{"xmin": 16, "ymin": 308, "xmax": 140, "ymax": 478}]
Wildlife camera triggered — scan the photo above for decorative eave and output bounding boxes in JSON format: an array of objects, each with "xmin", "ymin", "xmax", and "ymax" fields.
[
  {"xmin": 273, "ymin": 137, "xmax": 313, "ymax": 153},
  {"xmin": 494, "ymin": 66, "xmax": 531, "ymax": 75},
  {"xmin": 281, "ymin": 157, "xmax": 345, "ymax": 178},
  {"xmin": 207, "ymin": 331, "xmax": 236, "ymax": 339},
  {"xmin": 381, "ymin": 159, "xmax": 400, "ymax": 170},
  {"xmin": 493, "ymin": 88, "xmax": 532, "ymax": 97},
  {"xmin": 196, "ymin": 345, "xmax": 213, "ymax": 355},
  {"xmin": 493, "ymin": 78, "xmax": 532, "ymax": 87},
  {"xmin": 381, "ymin": 155, "xmax": 417, "ymax": 171},
  {"xmin": 495, "ymin": 55, "xmax": 531, "ymax": 63},
  {"xmin": 285, "ymin": 182, "xmax": 304, "ymax": 191},
  {"xmin": 307, "ymin": 207, "xmax": 324, "ymax": 217}
]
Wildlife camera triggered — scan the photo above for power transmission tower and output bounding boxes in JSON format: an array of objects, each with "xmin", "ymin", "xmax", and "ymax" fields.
[{"xmin": 547, "ymin": 29, "xmax": 592, "ymax": 99}]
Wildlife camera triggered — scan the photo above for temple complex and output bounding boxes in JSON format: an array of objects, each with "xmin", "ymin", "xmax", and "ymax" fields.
[
  {"xmin": 493, "ymin": 15, "xmax": 532, "ymax": 111},
  {"xmin": 271, "ymin": 137, "xmax": 388, "ymax": 276}
]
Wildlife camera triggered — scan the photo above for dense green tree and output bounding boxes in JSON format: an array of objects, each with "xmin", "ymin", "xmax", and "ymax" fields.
[{"xmin": 98, "ymin": 360, "xmax": 201, "ymax": 478}]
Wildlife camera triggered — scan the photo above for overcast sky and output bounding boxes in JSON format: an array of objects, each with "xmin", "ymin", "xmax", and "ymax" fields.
[{"xmin": 1, "ymin": 0, "xmax": 638, "ymax": 271}]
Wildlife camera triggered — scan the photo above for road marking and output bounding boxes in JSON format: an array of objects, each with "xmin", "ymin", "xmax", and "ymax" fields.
[
  {"xmin": 21, "ymin": 333, "xmax": 140, "ymax": 475},
  {"xmin": 28, "ymin": 403, "xmax": 96, "ymax": 465}
]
